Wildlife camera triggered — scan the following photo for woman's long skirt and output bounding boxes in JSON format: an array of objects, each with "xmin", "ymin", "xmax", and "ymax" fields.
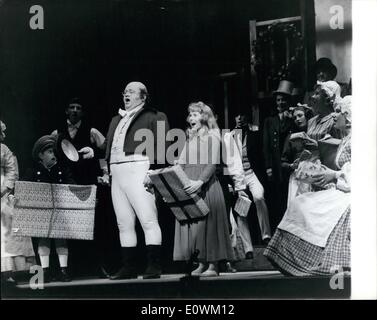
[
  {"xmin": 264, "ymin": 208, "xmax": 350, "ymax": 276},
  {"xmin": 173, "ymin": 165, "xmax": 235, "ymax": 262}
]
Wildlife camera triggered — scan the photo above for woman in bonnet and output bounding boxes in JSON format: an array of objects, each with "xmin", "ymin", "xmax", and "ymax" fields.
[{"xmin": 264, "ymin": 96, "xmax": 352, "ymax": 276}]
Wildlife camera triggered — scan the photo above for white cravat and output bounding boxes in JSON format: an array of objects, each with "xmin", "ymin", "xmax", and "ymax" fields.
[
  {"xmin": 67, "ymin": 120, "xmax": 81, "ymax": 139},
  {"xmin": 118, "ymin": 108, "xmax": 127, "ymax": 118}
]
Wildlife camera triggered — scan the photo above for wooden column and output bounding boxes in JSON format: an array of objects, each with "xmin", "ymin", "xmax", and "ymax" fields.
[{"xmin": 300, "ymin": 0, "xmax": 317, "ymax": 91}]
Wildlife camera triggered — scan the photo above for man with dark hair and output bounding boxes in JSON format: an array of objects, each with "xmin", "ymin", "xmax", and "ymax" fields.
[
  {"xmin": 52, "ymin": 97, "xmax": 106, "ymax": 185},
  {"xmin": 51, "ymin": 98, "xmax": 117, "ymax": 279}
]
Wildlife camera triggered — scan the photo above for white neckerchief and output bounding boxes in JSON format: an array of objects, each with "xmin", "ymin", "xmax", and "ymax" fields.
[{"xmin": 67, "ymin": 120, "xmax": 82, "ymax": 139}]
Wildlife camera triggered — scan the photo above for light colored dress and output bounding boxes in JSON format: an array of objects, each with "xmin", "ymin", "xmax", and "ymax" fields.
[
  {"xmin": 264, "ymin": 135, "xmax": 351, "ymax": 276},
  {"xmin": 281, "ymin": 132, "xmax": 316, "ymax": 207},
  {"xmin": 173, "ymin": 130, "xmax": 235, "ymax": 262},
  {"xmin": 1, "ymin": 144, "xmax": 35, "ymax": 272}
]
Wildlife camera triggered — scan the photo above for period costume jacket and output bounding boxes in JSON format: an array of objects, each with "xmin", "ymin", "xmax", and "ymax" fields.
[
  {"xmin": 102, "ymin": 105, "xmax": 170, "ymax": 170},
  {"xmin": 55, "ymin": 120, "xmax": 102, "ymax": 185},
  {"xmin": 263, "ymin": 115, "xmax": 293, "ymax": 183},
  {"xmin": 24, "ymin": 162, "xmax": 75, "ymax": 185}
]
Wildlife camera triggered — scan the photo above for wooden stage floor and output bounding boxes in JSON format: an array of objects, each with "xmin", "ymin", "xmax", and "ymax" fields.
[{"xmin": 2, "ymin": 270, "xmax": 350, "ymax": 299}]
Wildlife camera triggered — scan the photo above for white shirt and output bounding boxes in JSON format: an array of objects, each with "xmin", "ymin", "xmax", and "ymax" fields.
[
  {"xmin": 51, "ymin": 120, "xmax": 106, "ymax": 171},
  {"xmin": 51, "ymin": 120, "xmax": 105, "ymax": 148},
  {"xmin": 110, "ymin": 104, "xmax": 145, "ymax": 164},
  {"xmin": 223, "ymin": 131, "xmax": 246, "ymax": 191}
]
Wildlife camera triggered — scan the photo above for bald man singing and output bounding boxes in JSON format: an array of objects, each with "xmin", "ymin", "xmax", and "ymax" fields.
[{"xmin": 98, "ymin": 82, "xmax": 170, "ymax": 279}]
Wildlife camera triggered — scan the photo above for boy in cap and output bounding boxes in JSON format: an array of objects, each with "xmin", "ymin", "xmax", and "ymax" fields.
[{"xmin": 24, "ymin": 135, "xmax": 75, "ymax": 283}]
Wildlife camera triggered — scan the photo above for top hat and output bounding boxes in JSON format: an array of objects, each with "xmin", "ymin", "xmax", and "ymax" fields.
[
  {"xmin": 292, "ymin": 87, "xmax": 303, "ymax": 96},
  {"xmin": 315, "ymin": 58, "xmax": 337, "ymax": 80},
  {"xmin": 273, "ymin": 80, "xmax": 294, "ymax": 96},
  {"xmin": 60, "ymin": 138, "xmax": 80, "ymax": 162}
]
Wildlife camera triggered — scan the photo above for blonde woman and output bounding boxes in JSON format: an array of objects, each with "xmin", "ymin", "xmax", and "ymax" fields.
[{"xmin": 173, "ymin": 102, "xmax": 234, "ymax": 277}]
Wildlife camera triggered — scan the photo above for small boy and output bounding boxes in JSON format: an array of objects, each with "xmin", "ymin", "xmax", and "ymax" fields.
[{"xmin": 24, "ymin": 135, "xmax": 75, "ymax": 283}]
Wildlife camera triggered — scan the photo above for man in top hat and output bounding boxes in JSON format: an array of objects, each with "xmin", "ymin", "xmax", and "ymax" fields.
[
  {"xmin": 95, "ymin": 81, "xmax": 170, "ymax": 280},
  {"xmin": 263, "ymin": 80, "xmax": 294, "ymax": 230},
  {"xmin": 315, "ymin": 57, "xmax": 338, "ymax": 82},
  {"xmin": 304, "ymin": 57, "xmax": 339, "ymax": 106}
]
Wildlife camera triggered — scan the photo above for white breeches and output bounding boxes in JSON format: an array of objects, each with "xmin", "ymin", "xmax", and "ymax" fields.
[
  {"xmin": 244, "ymin": 170, "xmax": 271, "ymax": 240},
  {"xmin": 110, "ymin": 161, "xmax": 162, "ymax": 247}
]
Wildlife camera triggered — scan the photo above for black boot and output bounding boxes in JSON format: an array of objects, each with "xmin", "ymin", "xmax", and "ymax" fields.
[
  {"xmin": 1, "ymin": 271, "xmax": 17, "ymax": 285},
  {"xmin": 98, "ymin": 265, "xmax": 111, "ymax": 279},
  {"xmin": 42, "ymin": 268, "xmax": 51, "ymax": 284},
  {"xmin": 110, "ymin": 247, "xmax": 138, "ymax": 280},
  {"xmin": 143, "ymin": 245, "xmax": 162, "ymax": 279},
  {"xmin": 58, "ymin": 267, "xmax": 72, "ymax": 282}
]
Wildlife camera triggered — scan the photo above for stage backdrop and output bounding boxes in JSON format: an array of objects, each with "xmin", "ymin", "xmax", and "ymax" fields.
[
  {"xmin": 314, "ymin": 0, "xmax": 351, "ymax": 84},
  {"xmin": 0, "ymin": 0, "xmax": 301, "ymax": 175}
]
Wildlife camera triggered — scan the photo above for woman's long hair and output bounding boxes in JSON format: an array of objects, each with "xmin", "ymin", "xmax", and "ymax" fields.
[{"xmin": 186, "ymin": 101, "xmax": 219, "ymax": 139}]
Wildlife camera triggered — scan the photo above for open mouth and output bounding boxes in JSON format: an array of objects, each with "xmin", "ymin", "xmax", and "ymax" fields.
[
  {"xmin": 125, "ymin": 98, "xmax": 130, "ymax": 103},
  {"xmin": 190, "ymin": 121, "xmax": 198, "ymax": 128},
  {"xmin": 47, "ymin": 158, "xmax": 57, "ymax": 169}
]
